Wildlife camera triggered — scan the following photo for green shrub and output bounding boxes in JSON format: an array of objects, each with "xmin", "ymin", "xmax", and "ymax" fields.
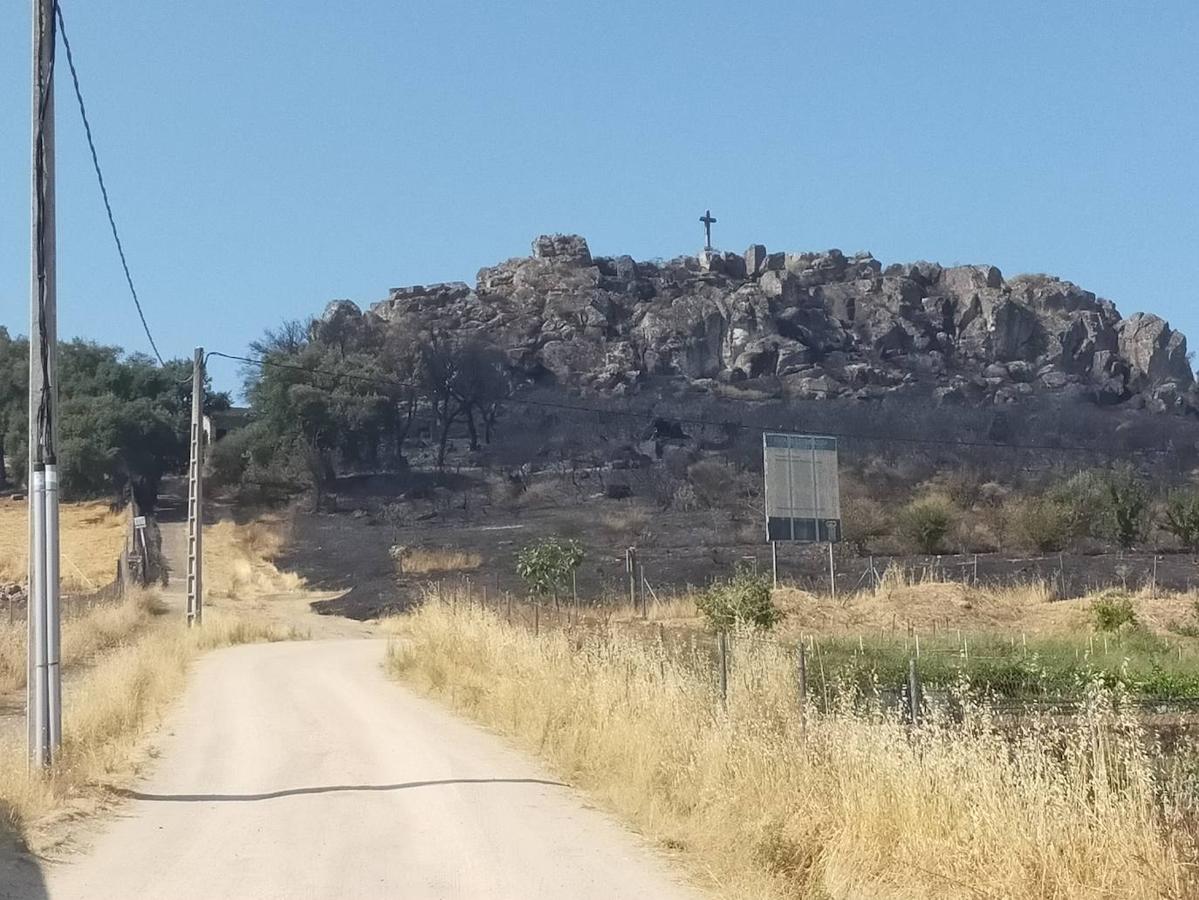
[
  {"xmin": 1101, "ymin": 467, "xmax": 1149, "ymax": 549},
  {"xmin": 1046, "ymin": 470, "xmax": 1108, "ymax": 540},
  {"xmin": 515, "ymin": 538, "xmax": 584, "ymax": 606},
  {"xmin": 897, "ymin": 496, "xmax": 955, "ymax": 554},
  {"xmin": 1005, "ymin": 496, "xmax": 1072, "ymax": 552},
  {"xmin": 1162, "ymin": 489, "xmax": 1199, "ymax": 551},
  {"xmin": 696, "ymin": 565, "xmax": 781, "ymax": 631},
  {"xmin": 1092, "ymin": 591, "xmax": 1137, "ymax": 633},
  {"xmin": 1046, "ymin": 467, "xmax": 1150, "ymax": 549}
]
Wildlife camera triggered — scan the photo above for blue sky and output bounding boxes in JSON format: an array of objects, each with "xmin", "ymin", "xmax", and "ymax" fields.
[{"xmin": 1, "ymin": 1, "xmax": 1197, "ymax": 394}]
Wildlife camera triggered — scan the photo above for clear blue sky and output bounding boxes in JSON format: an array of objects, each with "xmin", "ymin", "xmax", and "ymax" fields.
[{"xmin": 1, "ymin": 1, "xmax": 1197, "ymax": 394}]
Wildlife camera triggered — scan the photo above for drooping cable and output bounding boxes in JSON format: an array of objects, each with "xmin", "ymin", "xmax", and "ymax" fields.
[{"xmin": 55, "ymin": 1, "xmax": 166, "ymax": 366}]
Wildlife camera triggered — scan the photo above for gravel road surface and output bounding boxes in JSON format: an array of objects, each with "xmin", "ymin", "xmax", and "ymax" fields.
[{"xmin": 26, "ymin": 639, "xmax": 698, "ymax": 900}]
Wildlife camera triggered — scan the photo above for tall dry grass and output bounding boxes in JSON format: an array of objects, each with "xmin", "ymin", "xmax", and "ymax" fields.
[
  {"xmin": 0, "ymin": 591, "xmax": 163, "ymax": 697},
  {"xmin": 388, "ymin": 599, "xmax": 1198, "ymax": 899},
  {"xmin": 392, "ymin": 546, "xmax": 482, "ymax": 575},
  {"xmin": 204, "ymin": 518, "xmax": 304, "ymax": 600},
  {"xmin": 0, "ymin": 607, "xmax": 305, "ymax": 849}
]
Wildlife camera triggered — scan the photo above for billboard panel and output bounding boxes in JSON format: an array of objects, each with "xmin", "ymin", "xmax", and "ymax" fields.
[{"xmin": 763, "ymin": 432, "xmax": 841, "ymax": 542}]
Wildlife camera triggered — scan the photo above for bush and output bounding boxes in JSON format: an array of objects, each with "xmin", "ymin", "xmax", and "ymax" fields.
[
  {"xmin": 1045, "ymin": 468, "xmax": 1150, "ymax": 549},
  {"xmin": 515, "ymin": 538, "xmax": 584, "ymax": 606},
  {"xmin": 1005, "ymin": 496, "xmax": 1073, "ymax": 553},
  {"xmin": 841, "ymin": 496, "xmax": 890, "ymax": 553},
  {"xmin": 897, "ymin": 496, "xmax": 955, "ymax": 554},
  {"xmin": 1162, "ymin": 489, "xmax": 1199, "ymax": 551},
  {"xmin": 1101, "ymin": 467, "xmax": 1150, "ymax": 550},
  {"xmin": 1092, "ymin": 591, "xmax": 1137, "ymax": 633},
  {"xmin": 696, "ymin": 565, "xmax": 781, "ymax": 631},
  {"xmin": 1046, "ymin": 470, "xmax": 1108, "ymax": 541},
  {"xmin": 687, "ymin": 458, "xmax": 734, "ymax": 510}
]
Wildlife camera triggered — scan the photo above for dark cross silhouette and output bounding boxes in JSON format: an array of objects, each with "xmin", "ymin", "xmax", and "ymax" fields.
[{"xmin": 699, "ymin": 209, "xmax": 717, "ymax": 250}]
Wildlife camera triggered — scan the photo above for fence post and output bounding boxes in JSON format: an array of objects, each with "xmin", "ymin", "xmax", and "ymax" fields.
[
  {"xmin": 657, "ymin": 623, "xmax": 666, "ymax": 680},
  {"xmin": 718, "ymin": 631, "xmax": 728, "ymax": 707},
  {"xmin": 827, "ymin": 542, "xmax": 836, "ymax": 600},
  {"xmin": 797, "ymin": 642, "xmax": 808, "ymax": 735},
  {"xmin": 506, "ymin": 591, "xmax": 512, "ymax": 624},
  {"xmin": 534, "ymin": 600, "xmax": 539, "ymax": 637},
  {"xmin": 908, "ymin": 657, "xmax": 922, "ymax": 726},
  {"xmin": 639, "ymin": 564, "xmax": 648, "ymax": 619},
  {"xmin": 626, "ymin": 547, "xmax": 637, "ymax": 610},
  {"xmin": 1152, "ymin": 554, "xmax": 1158, "ymax": 600}
]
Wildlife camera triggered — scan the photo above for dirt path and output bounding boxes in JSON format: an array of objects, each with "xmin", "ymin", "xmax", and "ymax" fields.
[{"xmin": 16, "ymin": 639, "xmax": 698, "ymax": 900}]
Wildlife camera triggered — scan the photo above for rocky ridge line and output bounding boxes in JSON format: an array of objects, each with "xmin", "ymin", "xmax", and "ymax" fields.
[{"xmin": 318, "ymin": 234, "xmax": 1195, "ymax": 414}]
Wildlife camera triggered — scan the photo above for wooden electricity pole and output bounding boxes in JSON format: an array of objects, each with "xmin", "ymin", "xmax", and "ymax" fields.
[
  {"xmin": 186, "ymin": 348, "xmax": 204, "ymax": 626},
  {"xmin": 28, "ymin": 0, "xmax": 61, "ymax": 768}
]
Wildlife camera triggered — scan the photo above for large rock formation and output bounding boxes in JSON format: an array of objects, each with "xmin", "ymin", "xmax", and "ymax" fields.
[{"xmin": 351, "ymin": 234, "xmax": 1195, "ymax": 413}]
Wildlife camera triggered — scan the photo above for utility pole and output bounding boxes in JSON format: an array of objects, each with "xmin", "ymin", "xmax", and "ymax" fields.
[
  {"xmin": 28, "ymin": 0, "xmax": 61, "ymax": 768},
  {"xmin": 186, "ymin": 348, "xmax": 204, "ymax": 626}
]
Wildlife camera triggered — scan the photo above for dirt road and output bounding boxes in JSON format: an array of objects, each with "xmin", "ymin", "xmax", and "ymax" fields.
[{"xmin": 18, "ymin": 639, "xmax": 699, "ymax": 900}]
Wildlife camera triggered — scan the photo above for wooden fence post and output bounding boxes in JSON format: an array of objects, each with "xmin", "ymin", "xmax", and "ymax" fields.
[
  {"xmin": 908, "ymin": 657, "xmax": 922, "ymax": 726},
  {"xmin": 797, "ymin": 642, "xmax": 808, "ymax": 737},
  {"xmin": 718, "ymin": 632, "xmax": 728, "ymax": 707}
]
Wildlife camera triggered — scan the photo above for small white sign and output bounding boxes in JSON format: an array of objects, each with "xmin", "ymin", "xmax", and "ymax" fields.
[{"xmin": 133, "ymin": 515, "xmax": 147, "ymax": 529}]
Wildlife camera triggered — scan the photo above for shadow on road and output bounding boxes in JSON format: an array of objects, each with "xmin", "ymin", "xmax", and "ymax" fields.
[
  {"xmin": 0, "ymin": 803, "xmax": 48, "ymax": 900},
  {"xmin": 112, "ymin": 777, "xmax": 567, "ymax": 803}
]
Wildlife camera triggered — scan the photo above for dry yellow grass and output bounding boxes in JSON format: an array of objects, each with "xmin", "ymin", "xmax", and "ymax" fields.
[
  {"xmin": 771, "ymin": 567, "xmax": 1199, "ymax": 641},
  {"xmin": 204, "ymin": 517, "xmax": 304, "ymax": 600},
  {"xmin": 393, "ymin": 546, "xmax": 482, "ymax": 575},
  {"xmin": 0, "ymin": 591, "xmax": 163, "ymax": 697},
  {"xmin": 0, "ymin": 501, "xmax": 125, "ymax": 591},
  {"xmin": 0, "ymin": 606, "xmax": 305, "ymax": 850},
  {"xmin": 389, "ymin": 598, "xmax": 1198, "ymax": 900}
]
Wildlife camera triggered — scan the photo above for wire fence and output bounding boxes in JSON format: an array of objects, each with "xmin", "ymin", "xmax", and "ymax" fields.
[{"xmin": 429, "ymin": 575, "xmax": 1199, "ymax": 728}]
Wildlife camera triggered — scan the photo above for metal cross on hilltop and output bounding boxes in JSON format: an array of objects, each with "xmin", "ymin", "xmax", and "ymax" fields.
[{"xmin": 699, "ymin": 209, "xmax": 716, "ymax": 251}]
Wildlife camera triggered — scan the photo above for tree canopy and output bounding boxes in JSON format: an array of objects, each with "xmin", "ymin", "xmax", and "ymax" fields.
[
  {"xmin": 216, "ymin": 314, "xmax": 511, "ymax": 505},
  {"xmin": 0, "ymin": 330, "xmax": 228, "ymax": 511}
]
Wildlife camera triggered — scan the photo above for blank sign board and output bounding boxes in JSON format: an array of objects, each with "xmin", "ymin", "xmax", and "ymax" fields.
[{"xmin": 763, "ymin": 432, "xmax": 841, "ymax": 542}]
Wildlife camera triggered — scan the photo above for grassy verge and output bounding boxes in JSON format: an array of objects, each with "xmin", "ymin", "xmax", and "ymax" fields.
[
  {"xmin": 388, "ymin": 599, "xmax": 1198, "ymax": 900},
  {"xmin": 0, "ymin": 603, "xmax": 304, "ymax": 852},
  {"xmin": 0, "ymin": 591, "xmax": 163, "ymax": 696}
]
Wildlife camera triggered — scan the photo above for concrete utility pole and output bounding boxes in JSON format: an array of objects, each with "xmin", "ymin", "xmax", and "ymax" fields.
[
  {"xmin": 28, "ymin": 0, "xmax": 61, "ymax": 768},
  {"xmin": 186, "ymin": 348, "xmax": 204, "ymax": 626}
]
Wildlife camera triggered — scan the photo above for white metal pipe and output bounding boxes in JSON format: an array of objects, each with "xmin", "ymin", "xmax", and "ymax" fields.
[
  {"xmin": 45, "ymin": 462, "xmax": 60, "ymax": 751},
  {"xmin": 29, "ymin": 465, "xmax": 48, "ymax": 768}
]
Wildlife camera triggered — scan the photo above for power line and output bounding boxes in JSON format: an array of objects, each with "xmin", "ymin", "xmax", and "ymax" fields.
[
  {"xmin": 207, "ymin": 350, "xmax": 1151, "ymax": 457},
  {"xmin": 55, "ymin": 2, "xmax": 166, "ymax": 366}
]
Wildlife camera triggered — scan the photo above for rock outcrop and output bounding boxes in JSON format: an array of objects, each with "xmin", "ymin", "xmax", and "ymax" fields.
[{"xmin": 349, "ymin": 234, "xmax": 1195, "ymax": 413}]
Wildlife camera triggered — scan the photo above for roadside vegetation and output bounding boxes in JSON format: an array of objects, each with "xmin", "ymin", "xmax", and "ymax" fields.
[
  {"xmin": 0, "ymin": 590, "xmax": 163, "ymax": 696},
  {"xmin": 204, "ymin": 517, "xmax": 305, "ymax": 600},
  {"xmin": 389, "ymin": 595, "xmax": 1199, "ymax": 899}
]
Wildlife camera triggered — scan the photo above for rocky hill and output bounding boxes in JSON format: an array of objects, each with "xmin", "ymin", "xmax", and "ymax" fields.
[{"xmin": 320, "ymin": 234, "xmax": 1196, "ymax": 416}]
